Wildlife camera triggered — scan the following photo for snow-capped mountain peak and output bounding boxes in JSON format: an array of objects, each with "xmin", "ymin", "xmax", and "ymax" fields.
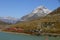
[
  {"xmin": 35, "ymin": 6, "xmax": 46, "ymax": 10},
  {"xmin": 32, "ymin": 6, "xmax": 51, "ymax": 14},
  {"xmin": 21, "ymin": 6, "xmax": 51, "ymax": 21}
]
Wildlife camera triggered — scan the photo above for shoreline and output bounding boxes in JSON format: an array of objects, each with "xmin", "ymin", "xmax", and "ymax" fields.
[
  {"xmin": 0, "ymin": 31, "xmax": 31, "ymax": 35},
  {"xmin": 0, "ymin": 31, "xmax": 60, "ymax": 36}
]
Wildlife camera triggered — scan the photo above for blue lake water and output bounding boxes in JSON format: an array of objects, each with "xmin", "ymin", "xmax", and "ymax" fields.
[{"xmin": 0, "ymin": 32, "xmax": 60, "ymax": 40}]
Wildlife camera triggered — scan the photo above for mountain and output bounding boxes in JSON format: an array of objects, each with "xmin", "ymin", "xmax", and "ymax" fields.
[
  {"xmin": 21, "ymin": 6, "xmax": 51, "ymax": 21},
  {"xmin": 10, "ymin": 7, "xmax": 60, "ymax": 34},
  {"xmin": 0, "ymin": 17, "xmax": 18, "ymax": 24}
]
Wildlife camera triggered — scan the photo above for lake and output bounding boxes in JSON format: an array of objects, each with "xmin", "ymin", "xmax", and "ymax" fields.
[{"xmin": 0, "ymin": 32, "xmax": 60, "ymax": 40}]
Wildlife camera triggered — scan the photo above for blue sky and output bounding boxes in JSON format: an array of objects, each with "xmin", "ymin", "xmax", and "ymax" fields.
[{"xmin": 0, "ymin": 0, "xmax": 60, "ymax": 18}]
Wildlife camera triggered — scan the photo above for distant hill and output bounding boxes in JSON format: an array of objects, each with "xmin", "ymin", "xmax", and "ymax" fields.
[
  {"xmin": 0, "ymin": 17, "xmax": 18, "ymax": 24},
  {"xmin": 0, "ymin": 20, "xmax": 11, "ymax": 25}
]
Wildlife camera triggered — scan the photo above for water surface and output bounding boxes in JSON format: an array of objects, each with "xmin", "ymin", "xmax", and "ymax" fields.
[{"xmin": 0, "ymin": 32, "xmax": 60, "ymax": 40}]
